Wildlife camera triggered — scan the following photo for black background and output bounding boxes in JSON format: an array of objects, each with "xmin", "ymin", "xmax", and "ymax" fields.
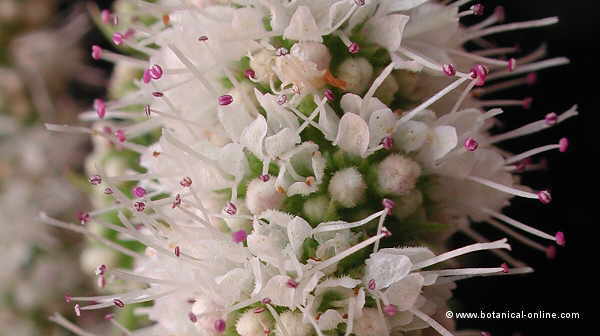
[{"xmin": 65, "ymin": 0, "xmax": 592, "ymax": 335}]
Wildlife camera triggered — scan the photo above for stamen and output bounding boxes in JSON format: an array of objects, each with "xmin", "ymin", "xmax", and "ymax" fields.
[
  {"xmin": 259, "ymin": 174, "xmax": 270, "ymax": 182},
  {"xmin": 286, "ymin": 278, "xmax": 299, "ymax": 288},
  {"xmin": 381, "ymin": 136, "xmax": 394, "ymax": 150},
  {"xmin": 368, "ymin": 279, "xmax": 376, "ymax": 290},
  {"xmin": 94, "ymin": 99, "xmax": 106, "ymax": 119},
  {"xmin": 409, "ymin": 308, "xmax": 454, "ymax": 336},
  {"xmin": 508, "ymin": 58, "xmax": 517, "ymax": 71},
  {"xmin": 464, "ymin": 137, "xmax": 479, "ymax": 151},
  {"xmin": 412, "ymin": 239, "xmax": 510, "ymax": 270},
  {"xmin": 245, "ymin": 69, "xmax": 256, "ymax": 79},
  {"xmin": 555, "ymin": 232, "xmax": 566, "ymax": 246},
  {"xmin": 348, "ymin": 42, "xmax": 360, "ymax": 54},
  {"xmin": 224, "ymin": 202, "xmax": 237, "ymax": 215},
  {"xmin": 483, "ymin": 208, "xmax": 559, "ymax": 242},
  {"xmin": 546, "ymin": 245, "xmax": 557, "ymax": 259},
  {"xmin": 442, "ymin": 64, "xmax": 456, "ymax": 76},
  {"xmin": 134, "ymin": 201, "xmax": 146, "ymax": 212},
  {"xmin": 78, "ymin": 212, "xmax": 91, "ymax": 224},
  {"xmin": 91, "ymin": 45, "xmax": 102, "ymax": 60},
  {"xmin": 214, "ymin": 319, "xmax": 226, "ymax": 333},
  {"xmin": 276, "ymin": 47, "xmax": 289, "ymax": 56},
  {"xmin": 132, "ymin": 186, "xmax": 146, "ymax": 198},
  {"xmin": 74, "ymin": 304, "xmax": 81, "ymax": 316},
  {"xmin": 486, "ymin": 57, "xmax": 570, "ymax": 81},
  {"xmin": 149, "ymin": 64, "xmax": 164, "ymax": 80},
  {"xmin": 198, "ymin": 35, "xmax": 208, "ymax": 42},
  {"xmin": 114, "ymin": 129, "xmax": 126, "ymax": 142},
  {"xmin": 113, "ymin": 299, "xmax": 125, "ymax": 308},
  {"xmin": 501, "ymin": 263, "xmax": 509, "ymax": 273},
  {"xmin": 232, "ymin": 230, "xmax": 248, "ymax": 243},
  {"xmin": 218, "ymin": 95, "xmax": 233, "ymax": 106},
  {"xmin": 324, "ymin": 89, "xmax": 335, "ymax": 101},
  {"xmin": 383, "ymin": 304, "xmax": 399, "ymax": 317},
  {"xmin": 545, "ymin": 112, "xmax": 558, "ymax": 125},
  {"xmin": 174, "ymin": 246, "xmax": 181, "ymax": 257},
  {"xmin": 460, "ymin": 17, "xmax": 559, "ymax": 43},
  {"xmin": 89, "ymin": 175, "xmax": 102, "ymax": 185},
  {"xmin": 312, "ymin": 230, "xmax": 388, "ymax": 272},
  {"xmin": 50, "ymin": 313, "xmax": 97, "ymax": 336},
  {"xmin": 112, "ymin": 32, "xmax": 124, "ymax": 45},
  {"xmin": 467, "ymin": 175, "xmax": 545, "ymax": 201},
  {"xmin": 505, "ymin": 140, "xmax": 568, "ymax": 165},
  {"xmin": 189, "ymin": 312, "xmax": 198, "ymax": 323}
]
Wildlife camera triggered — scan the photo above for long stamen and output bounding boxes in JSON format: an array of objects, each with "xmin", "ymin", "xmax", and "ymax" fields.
[
  {"xmin": 487, "ymin": 57, "xmax": 569, "ymax": 81},
  {"xmin": 460, "ymin": 17, "xmax": 559, "ymax": 43},
  {"xmin": 409, "ymin": 308, "xmax": 454, "ymax": 336},
  {"xmin": 412, "ymin": 239, "xmax": 510, "ymax": 270},
  {"xmin": 483, "ymin": 208, "xmax": 563, "ymax": 244},
  {"xmin": 505, "ymin": 138, "xmax": 568, "ymax": 164},
  {"xmin": 466, "ymin": 175, "xmax": 543, "ymax": 200}
]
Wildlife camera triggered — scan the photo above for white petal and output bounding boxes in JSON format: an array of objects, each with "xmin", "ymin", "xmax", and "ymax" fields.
[
  {"xmin": 218, "ymin": 105, "xmax": 253, "ymax": 142},
  {"xmin": 385, "ymin": 274, "xmax": 424, "ymax": 311},
  {"xmin": 240, "ymin": 115, "xmax": 268, "ymax": 159},
  {"xmin": 218, "ymin": 143, "xmax": 248, "ymax": 180},
  {"xmin": 261, "ymin": 275, "xmax": 296, "ymax": 308},
  {"xmin": 368, "ymin": 108, "xmax": 397, "ymax": 149},
  {"xmin": 428, "ymin": 125, "xmax": 458, "ymax": 161},
  {"xmin": 363, "ymin": 251, "xmax": 412, "ymax": 289},
  {"xmin": 287, "ymin": 181, "xmax": 319, "ymax": 197},
  {"xmin": 383, "ymin": 0, "xmax": 431, "ymax": 12},
  {"xmin": 265, "ymin": 128, "xmax": 301, "ymax": 159},
  {"xmin": 393, "ymin": 120, "xmax": 429, "ymax": 152},
  {"xmin": 334, "ymin": 113, "xmax": 370, "ymax": 157},
  {"xmin": 340, "ymin": 93, "xmax": 363, "ymax": 115},
  {"xmin": 284, "ymin": 6, "xmax": 323, "ymax": 42},
  {"xmin": 364, "ymin": 14, "xmax": 409, "ymax": 52},
  {"xmin": 317, "ymin": 100, "xmax": 340, "ymax": 141},
  {"xmin": 312, "ymin": 151, "xmax": 326, "ymax": 183},
  {"xmin": 255, "ymin": 89, "xmax": 300, "ymax": 132},
  {"xmin": 318, "ymin": 310, "xmax": 344, "ymax": 330},
  {"xmin": 287, "ymin": 216, "xmax": 313, "ymax": 258}
]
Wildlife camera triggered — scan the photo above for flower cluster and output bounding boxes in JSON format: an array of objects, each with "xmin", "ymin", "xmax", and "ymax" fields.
[{"xmin": 44, "ymin": 1, "xmax": 576, "ymax": 335}]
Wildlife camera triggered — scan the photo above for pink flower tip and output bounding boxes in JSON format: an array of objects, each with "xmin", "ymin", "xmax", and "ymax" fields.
[
  {"xmin": 113, "ymin": 299, "xmax": 125, "ymax": 308},
  {"xmin": 218, "ymin": 94, "xmax": 234, "ymax": 106},
  {"xmin": 559, "ymin": 137, "xmax": 569, "ymax": 152},
  {"xmin": 324, "ymin": 89, "xmax": 335, "ymax": 102},
  {"xmin": 104, "ymin": 313, "xmax": 115, "ymax": 320},
  {"xmin": 470, "ymin": 64, "xmax": 488, "ymax": 86},
  {"xmin": 198, "ymin": 35, "xmax": 208, "ymax": 42},
  {"xmin": 94, "ymin": 98, "xmax": 106, "ymax": 119},
  {"xmin": 544, "ymin": 112, "xmax": 558, "ymax": 125},
  {"xmin": 91, "ymin": 45, "xmax": 103, "ymax": 60},
  {"xmin": 101, "ymin": 10, "xmax": 112, "ymax": 24},
  {"xmin": 112, "ymin": 32, "xmax": 124, "ymax": 45},
  {"xmin": 382, "ymin": 198, "xmax": 395, "ymax": 215},
  {"xmin": 134, "ymin": 201, "xmax": 146, "ymax": 212},
  {"xmin": 74, "ymin": 304, "xmax": 81, "ymax": 317},
  {"xmin": 180, "ymin": 176, "xmax": 193, "ymax": 187},
  {"xmin": 383, "ymin": 304, "xmax": 398, "ymax": 317},
  {"xmin": 259, "ymin": 174, "xmax": 270, "ymax": 182},
  {"xmin": 522, "ymin": 97, "xmax": 533, "ymax": 109},
  {"xmin": 224, "ymin": 202, "xmax": 237, "ymax": 216},
  {"xmin": 261, "ymin": 298, "xmax": 272, "ymax": 304},
  {"xmin": 494, "ymin": 6, "xmax": 506, "ymax": 22},
  {"xmin": 545, "ymin": 245, "xmax": 557, "ymax": 259},
  {"xmin": 214, "ymin": 319, "xmax": 226, "ymax": 333},
  {"xmin": 526, "ymin": 73, "xmax": 537, "ymax": 85},
  {"xmin": 232, "ymin": 230, "xmax": 248, "ymax": 243},
  {"xmin": 149, "ymin": 64, "xmax": 164, "ymax": 80},
  {"xmin": 286, "ymin": 278, "xmax": 299, "ymax": 288},
  {"xmin": 464, "ymin": 137, "xmax": 479, "ymax": 151},
  {"xmin": 501, "ymin": 263, "xmax": 509, "ymax": 273},
  {"xmin": 537, "ymin": 190, "xmax": 552, "ymax": 204},
  {"xmin": 89, "ymin": 174, "xmax": 102, "ymax": 185},
  {"xmin": 555, "ymin": 231, "xmax": 566, "ymax": 246},
  {"xmin": 77, "ymin": 212, "xmax": 91, "ymax": 224},
  {"xmin": 354, "ymin": 0, "xmax": 366, "ymax": 6},
  {"xmin": 348, "ymin": 42, "xmax": 360, "ymax": 54},
  {"xmin": 481, "ymin": 332, "xmax": 492, "ymax": 336},
  {"xmin": 174, "ymin": 246, "xmax": 181, "ymax": 257},
  {"xmin": 507, "ymin": 58, "xmax": 517, "ymax": 72},
  {"xmin": 368, "ymin": 279, "xmax": 376, "ymax": 290},
  {"xmin": 380, "ymin": 136, "xmax": 394, "ymax": 150},
  {"xmin": 115, "ymin": 129, "xmax": 126, "ymax": 142},
  {"xmin": 143, "ymin": 69, "xmax": 152, "ymax": 84},
  {"xmin": 189, "ymin": 312, "xmax": 198, "ymax": 323},
  {"xmin": 442, "ymin": 63, "xmax": 456, "ymax": 76},
  {"xmin": 133, "ymin": 186, "xmax": 146, "ymax": 198},
  {"xmin": 245, "ymin": 69, "xmax": 256, "ymax": 79},
  {"xmin": 470, "ymin": 4, "xmax": 484, "ymax": 16},
  {"xmin": 64, "ymin": 295, "xmax": 72, "ymax": 303}
]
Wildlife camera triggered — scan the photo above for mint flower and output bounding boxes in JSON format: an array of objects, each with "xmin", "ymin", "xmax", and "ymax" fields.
[{"xmin": 44, "ymin": 1, "xmax": 576, "ymax": 335}]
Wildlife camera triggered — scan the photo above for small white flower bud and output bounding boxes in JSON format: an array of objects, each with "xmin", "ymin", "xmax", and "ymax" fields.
[
  {"xmin": 246, "ymin": 176, "xmax": 285, "ymax": 215},
  {"xmin": 303, "ymin": 195, "xmax": 331, "ymax": 223},
  {"xmin": 275, "ymin": 311, "xmax": 312, "ymax": 336},
  {"xmin": 291, "ymin": 42, "xmax": 332, "ymax": 71},
  {"xmin": 393, "ymin": 70, "xmax": 418, "ymax": 98},
  {"xmin": 374, "ymin": 71, "xmax": 399, "ymax": 105},
  {"xmin": 249, "ymin": 49, "xmax": 275, "ymax": 83},
  {"xmin": 336, "ymin": 57, "xmax": 373, "ymax": 94},
  {"xmin": 329, "ymin": 167, "xmax": 367, "ymax": 208},
  {"xmin": 392, "ymin": 189, "xmax": 423, "ymax": 219},
  {"xmin": 354, "ymin": 308, "xmax": 389, "ymax": 336},
  {"xmin": 236, "ymin": 310, "xmax": 274, "ymax": 336},
  {"xmin": 377, "ymin": 154, "xmax": 421, "ymax": 196}
]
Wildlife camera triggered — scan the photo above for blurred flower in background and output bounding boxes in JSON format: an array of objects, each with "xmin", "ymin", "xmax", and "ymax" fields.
[{"xmin": 1, "ymin": 1, "xmax": 109, "ymax": 334}]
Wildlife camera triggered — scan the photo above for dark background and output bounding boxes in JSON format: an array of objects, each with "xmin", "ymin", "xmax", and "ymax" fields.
[{"xmin": 64, "ymin": 0, "xmax": 592, "ymax": 335}]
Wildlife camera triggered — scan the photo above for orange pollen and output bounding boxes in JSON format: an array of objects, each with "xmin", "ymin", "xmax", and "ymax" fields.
[
  {"xmin": 324, "ymin": 70, "xmax": 347, "ymax": 89},
  {"xmin": 162, "ymin": 14, "xmax": 170, "ymax": 25}
]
